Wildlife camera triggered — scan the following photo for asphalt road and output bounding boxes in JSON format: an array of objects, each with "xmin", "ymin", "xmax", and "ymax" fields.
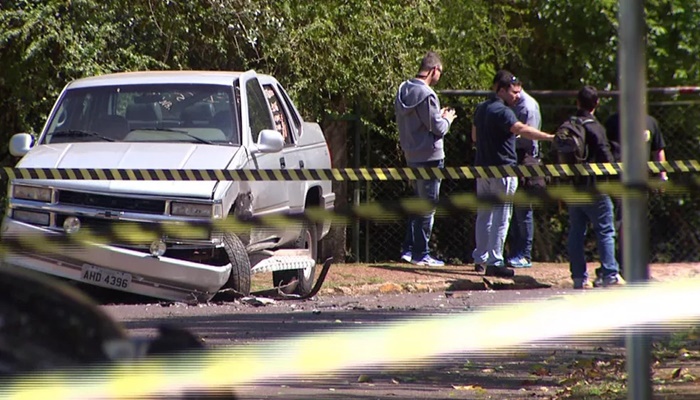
[
  {"xmin": 6, "ymin": 264, "xmax": 700, "ymax": 399},
  {"xmin": 106, "ymin": 288, "xmax": 575, "ymax": 344},
  {"xmin": 101, "ymin": 287, "xmax": 618, "ymax": 399}
]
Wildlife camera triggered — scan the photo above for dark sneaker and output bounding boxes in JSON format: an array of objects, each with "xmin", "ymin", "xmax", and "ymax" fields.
[
  {"xmin": 573, "ymin": 278, "xmax": 594, "ymax": 289},
  {"xmin": 594, "ymin": 267, "xmax": 603, "ymax": 280},
  {"xmin": 593, "ymin": 274, "xmax": 626, "ymax": 288},
  {"xmin": 485, "ymin": 265, "xmax": 515, "ymax": 278},
  {"xmin": 474, "ymin": 263, "xmax": 486, "ymax": 273},
  {"xmin": 591, "ymin": 268, "xmax": 603, "ymax": 286}
]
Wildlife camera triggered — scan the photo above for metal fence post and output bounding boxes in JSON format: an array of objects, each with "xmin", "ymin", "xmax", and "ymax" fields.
[
  {"xmin": 619, "ymin": 0, "xmax": 652, "ymax": 399},
  {"xmin": 352, "ymin": 117, "xmax": 361, "ymax": 263},
  {"xmin": 365, "ymin": 123, "xmax": 371, "ymax": 263}
]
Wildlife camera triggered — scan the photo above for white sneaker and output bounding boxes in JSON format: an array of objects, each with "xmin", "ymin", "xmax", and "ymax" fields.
[
  {"xmin": 400, "ymin": 252, "xmax": 412, "ymax": 263},
  {"xmin": 412, "ymin": 255, "xmax": 445, "ymax": 267}
]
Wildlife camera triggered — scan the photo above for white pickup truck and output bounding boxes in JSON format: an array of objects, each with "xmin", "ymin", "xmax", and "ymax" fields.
[{"xmin": 2, "ymin": 70, "xmax": 335, "ymax": 303}]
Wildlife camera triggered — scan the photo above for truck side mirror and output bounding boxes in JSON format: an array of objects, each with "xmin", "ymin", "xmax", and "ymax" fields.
[
  {"xmin": 9, "ymin": 133, "xmax": 34, "ymax": 157},
  {"xmin": 256, "ymin": 129, "xmax": 284, "ymax": 153}
]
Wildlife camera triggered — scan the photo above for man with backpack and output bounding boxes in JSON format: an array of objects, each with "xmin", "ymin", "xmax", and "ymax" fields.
[
  {"xmin": 560, "ymin": 86, "xmax": 625, "ymax": 289},
  {"xmin": 471, "ymin": 71, "xmax": 554, "ymax": 278}
]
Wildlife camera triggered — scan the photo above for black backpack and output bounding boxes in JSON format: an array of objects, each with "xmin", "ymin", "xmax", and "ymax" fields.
[{"xmin": 552, "ymin": 116, "xmax": 595, "ymax": 164}]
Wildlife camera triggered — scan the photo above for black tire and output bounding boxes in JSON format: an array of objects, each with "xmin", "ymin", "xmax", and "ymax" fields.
[
  {"xmin": 222, "ymin": 232, "xmax": 251, "ymax": 296},
  {"xmin": 272, "ymin": 222, "xmax": 318, "ymax": 296}
]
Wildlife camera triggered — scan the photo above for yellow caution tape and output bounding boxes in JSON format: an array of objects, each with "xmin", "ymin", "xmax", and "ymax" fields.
[{"xmin": 1, "ymin": 160, "xmax": 698, "ymax": 181}]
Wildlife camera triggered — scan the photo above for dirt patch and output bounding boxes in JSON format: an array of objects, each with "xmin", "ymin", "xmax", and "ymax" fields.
[{"xmin": 290, "ymin": 262, "xmax": 700, "ymax": 295}]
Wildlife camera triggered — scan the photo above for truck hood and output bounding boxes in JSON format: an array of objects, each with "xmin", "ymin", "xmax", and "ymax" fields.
[{"xmin": 16, "ymin": 143, "xmax": 243, "ymax": 199}]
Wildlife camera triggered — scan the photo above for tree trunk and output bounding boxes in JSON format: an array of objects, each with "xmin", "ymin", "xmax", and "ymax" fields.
[{"xmin": 319, "ymin": 118, "xmax": 349, "ymax": 264}]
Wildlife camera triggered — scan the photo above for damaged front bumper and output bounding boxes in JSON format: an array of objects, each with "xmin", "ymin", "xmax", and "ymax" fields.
[{"xmin": 1, "ymin": 217, "xmax": 231, "ymax": 303}]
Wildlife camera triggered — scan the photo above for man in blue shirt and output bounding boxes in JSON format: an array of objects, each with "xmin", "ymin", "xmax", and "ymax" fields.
[{"xmin": 471, "ymin": 71, "xmax": 554, "ymax": 277}]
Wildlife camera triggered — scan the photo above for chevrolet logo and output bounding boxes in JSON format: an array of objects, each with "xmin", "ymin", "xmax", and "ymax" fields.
[{"xmin": 98, "ymin": 210, "xmax": 123, "ymax": 219}]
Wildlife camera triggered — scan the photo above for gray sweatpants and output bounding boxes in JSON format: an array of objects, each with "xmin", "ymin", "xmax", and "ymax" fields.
[{"xmin": 472, "ymin": 177, "xmax": 518, "ymax": 266}]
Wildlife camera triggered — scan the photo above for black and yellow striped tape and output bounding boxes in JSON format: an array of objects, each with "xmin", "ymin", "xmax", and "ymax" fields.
[
  {"xmin": 0, "ymin": 179, "xmax": 692, "ymax": 256},
  {"xmin": 2, "ymin": 160, "xmax": 699, "ymax": 181}
]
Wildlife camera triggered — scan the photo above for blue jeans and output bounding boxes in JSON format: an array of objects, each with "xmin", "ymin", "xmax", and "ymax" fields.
[
  {"xmin": 472, "ymin": 177, "xmax": 518, "ymax": 266},
  {"xmin": 507, "ymin": 205, "xmax": 533, "ymax": 261},
  {"xmin": 402, "ymin": 159, "xmax": 443, "ymax": 260},
  {"xmin": 567, "ymin": 195, "xmax": 619, "ymax": 280}
]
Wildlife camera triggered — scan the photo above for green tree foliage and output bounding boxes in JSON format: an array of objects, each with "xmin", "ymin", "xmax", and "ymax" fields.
[
  {"xmin": 0, "ymin": 0, "xmax": 265, "ymax": 144},
  {"xmin": 252, "ymin": 0, "xmax": 440, "ymax": 127},
  {"xmin": 512, "ymin": 0, "xmax": 700, "ymax": 89},
  {"xmin": 436, "ymin": 0, "xmax": 529, "ymax": 90},
  {"xmin": 512, "ymin": 0, "xmax": 619, "ymax": 89},
  {"xmin": 0, "ymin": 0, "xmax": 158, "ymax": 157},
  {"xmin": 645, "ymin": 0, "xmax": 700, "ymax": 85}
]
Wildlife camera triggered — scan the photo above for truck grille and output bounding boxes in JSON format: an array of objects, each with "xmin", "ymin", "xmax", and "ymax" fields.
[
  {"xmin": 57, "ymin": 190, "xmax": 166, "ymax": 214},
  {"xmin": 54, "ymin": 215, "xmax": 213, "ymax": 245},
  {"xmin": 55, "ymin": 215, "xmax": 161, "ymax": 244}
]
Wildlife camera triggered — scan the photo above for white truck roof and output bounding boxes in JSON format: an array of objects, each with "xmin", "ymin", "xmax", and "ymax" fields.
[{"xmin": 66, "ymin": 70, "xmax": 276, "ymax": 88}]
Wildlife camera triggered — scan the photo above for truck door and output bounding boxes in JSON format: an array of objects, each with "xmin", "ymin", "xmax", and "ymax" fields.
[{"xmin": 237, "ymin": 71, "xmax": 290, "ymax": 218}]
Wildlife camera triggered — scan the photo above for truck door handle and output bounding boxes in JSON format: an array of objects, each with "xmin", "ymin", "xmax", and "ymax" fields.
[
  {"xmin": 299, "ymin": 160, "xmax": 304, "ymax": 168},
  {"xmin": 279, "ymin": 157, "xmax": 286, "ymax": 169}
]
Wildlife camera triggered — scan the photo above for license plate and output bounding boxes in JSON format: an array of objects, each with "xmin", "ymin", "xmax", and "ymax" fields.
[{"xmin": 80, "ymin": 264, "xmax": 131, "ymax": 290}]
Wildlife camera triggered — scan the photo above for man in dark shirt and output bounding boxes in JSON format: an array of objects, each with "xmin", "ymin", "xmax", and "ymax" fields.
[
  {"xmin": 603, "ymin": 112, "xmax": 667, "ymax": 175},
  {"xmin": 603, "ymin": 111, "xmax": 668, "ymax": 267},
  {"xmin": 473, "ymin": 71, "xmax": 544, "ymax": 269},
  {"xmin": 470, "ymin": 71, "xmax": 554, "ymax": 278},
  {"xmin": 567, "ymin": 86, "xmax": 624, "ymax": 289}
]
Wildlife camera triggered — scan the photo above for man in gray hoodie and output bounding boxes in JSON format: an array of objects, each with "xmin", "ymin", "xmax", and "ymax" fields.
[{"xmin": 395, "ymin": 51, "xmax": 457, "ymax": 267}]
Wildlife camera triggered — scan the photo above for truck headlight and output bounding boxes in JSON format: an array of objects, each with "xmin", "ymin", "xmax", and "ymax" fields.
[
  {"xmin": 171, "ymin": 202, "xmax": 218, "ymax": 218},
  {"xmin": 13, "ymin": 185, "xmax": 52, "ymax": 202}
]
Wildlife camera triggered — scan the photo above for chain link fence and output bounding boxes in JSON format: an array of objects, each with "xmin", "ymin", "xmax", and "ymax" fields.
[{"xmin": 349, "ymin": 90, "xmax": 700, "ymax": 265}]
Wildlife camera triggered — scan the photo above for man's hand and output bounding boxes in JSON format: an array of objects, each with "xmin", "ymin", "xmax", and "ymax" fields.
[
  {"xmin": 442, "ymin": 107, "xmax": 457, "ymax": 124},
  {"xmin": 511, "ymin": 121, "xmax": 553, "ymax": 141},
  {"xmin": 655, "ymin": 174, "xmax": 669, "ymax": 194}
]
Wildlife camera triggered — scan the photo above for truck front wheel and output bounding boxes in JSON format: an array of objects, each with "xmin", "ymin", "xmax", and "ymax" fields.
[
  {"xmin": 223, "ymin": 232, "xmax": 251, "ymax": 296},
  {"xmin": 272, "ymin": 223, "xmax": 318, "ymax": 296}
]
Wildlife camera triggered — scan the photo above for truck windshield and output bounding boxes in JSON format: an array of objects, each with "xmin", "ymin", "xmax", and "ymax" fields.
[{"xmin": 42, "ymin": 84, "xmax": 240, "ymax": 145}]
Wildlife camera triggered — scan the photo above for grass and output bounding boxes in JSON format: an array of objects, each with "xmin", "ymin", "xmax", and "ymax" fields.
[
  {"xmin": 251, "ymin": 272, "xmax": 272, "ymax": 293},
  {"xmin": 551, "ymin": 328, "xmax": 700, "ymax": 399}
]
